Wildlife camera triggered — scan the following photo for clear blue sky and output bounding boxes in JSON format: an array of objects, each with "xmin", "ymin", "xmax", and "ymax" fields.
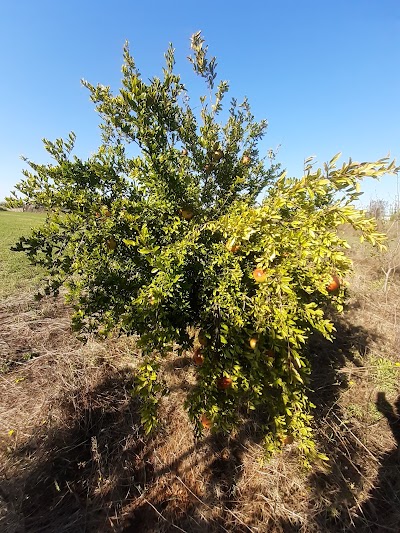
[{"xmin": 1, "ymin": 0, "xmax": 399, "ymax": 207}]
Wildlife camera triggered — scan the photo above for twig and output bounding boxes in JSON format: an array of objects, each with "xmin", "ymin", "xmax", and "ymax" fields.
[
  {"xmin": 143, "ymin": 498, "xmax": 188, "ymax": 533},
  {"xmin": 258, "ymin": 494, "xmax": 305, "ymax": 521},
  {"xmin": 331, "ymin": 411, "xmax": 380, "ymax": 464},
  {"xmin": 175, "ymin": 475, "xmax": 253, "ymax": 532}
]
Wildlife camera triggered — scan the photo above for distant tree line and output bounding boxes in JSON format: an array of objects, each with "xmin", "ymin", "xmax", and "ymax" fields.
[
  {"xmin": 366, "ymin": 199, "xmax": 400, "ymax": 221},
  {"xmin": 1, "ymin": 199, "xmax": 45, "ymax": 212}
]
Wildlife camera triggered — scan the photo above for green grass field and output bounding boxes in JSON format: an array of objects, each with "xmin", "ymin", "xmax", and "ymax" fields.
[{"xmin": 0, "ymin": 210, "xmax": 46, "ymax": 298}]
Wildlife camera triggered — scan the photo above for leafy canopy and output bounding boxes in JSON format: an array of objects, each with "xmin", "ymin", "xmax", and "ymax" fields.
[{"xmin": 7, "ymin": 32, "xmax": 398, "ymax": 462}]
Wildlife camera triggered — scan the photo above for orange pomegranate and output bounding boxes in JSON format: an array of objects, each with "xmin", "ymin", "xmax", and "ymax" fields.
[
  {"xmin": 200, "ymin": 414, "xmax": 212, "ymax": 429},
  {"xmin": 326, "ymin": 274, "xmax": 340, "ymax": 292},
  {"xmin": 282, "ymin": 434, "xmax": 294, "ymax": 445},
  {"xmin": 253, "ymin": 268, "xmax": 267, "ymax": 282},
  {"xmin": 217, "ymin": 376, "xmax": 233, "ymax": 390},
  {"xmin": 225, "ymin": 238, "xmax": 240, "ymax": 253},
  {"xmin": 249, "ymin": 337, "xmax": 258, "ymax": 350},
  {"xmin": 179, "ymin": 208, "xmax": 194, "ymax": 220},
  {"xmin": 193, "ymin": 348, "xmax": 204, "ymax": 366}
]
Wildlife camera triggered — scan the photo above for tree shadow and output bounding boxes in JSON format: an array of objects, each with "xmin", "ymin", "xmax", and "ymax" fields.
[
  {"xmin": 309, "ymin": 314, "xmax": 369, "ymax": 411},
  {"xmin": 350, "ymin": 393, "xmax": 400, "ymax": 532},
  {"xmin": 1, "ymin": 370, "xmax": 149, "ymax": 532},
  {"xmin": 122, "ymin": 418, "xmax": 266, "ymax": 533},
  {"xmin": 1, "ymin": 357, "xmax": 263, "ymax": 533},
  {"xmin": 306, "ymin": 315, "xmax": 386, "ymax": 531}
]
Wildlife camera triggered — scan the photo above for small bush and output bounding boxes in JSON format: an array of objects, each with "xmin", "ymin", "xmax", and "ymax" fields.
[{"xmin": 7, "ymin": 32, "xmax": 398, "ymax": 462}]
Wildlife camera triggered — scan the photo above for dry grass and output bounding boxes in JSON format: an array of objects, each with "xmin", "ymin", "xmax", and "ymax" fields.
[{"xmin": 1, "ymin": 223, "xmax": 400, "ymax": 532}]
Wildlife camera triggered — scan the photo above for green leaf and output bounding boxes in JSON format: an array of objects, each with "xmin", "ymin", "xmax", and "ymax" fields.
[
  {"xmin": 123, "ymin": 238, "xmax": 136, "ymax": 246},
  {"xmin": 139, "ymin": 246, "xmax": 159, "ymax": 254}
]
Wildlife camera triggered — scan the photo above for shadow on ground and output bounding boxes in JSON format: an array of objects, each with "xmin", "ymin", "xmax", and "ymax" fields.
[
  {"xmin": 1, "ymin": 367, "xmax": 265, "ymax": 532},
  {"xmin": 307, "ymin": 313, "xmax": 400, "ymax": 532},
  {"xmin": 1, "ymin": 370, "xmax": 147, "ymax": 533},
  {"xmin": 350, "ymin": 393, "xmax": 400, "ymax": 532}
]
